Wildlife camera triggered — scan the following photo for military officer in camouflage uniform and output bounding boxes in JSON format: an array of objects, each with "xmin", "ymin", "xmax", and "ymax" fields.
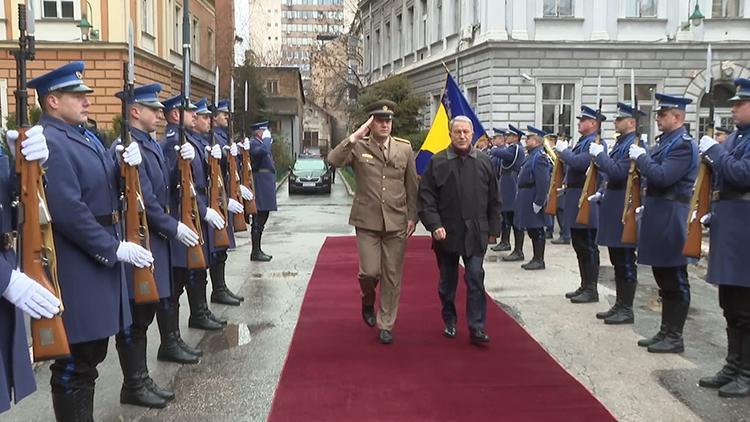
[
  {"xmin": 327, "ymin": 100, "xmax": 418, "ymax": 345},
  {"xmin": 629, "ymin": 93, "xmax": 698, "ymax": 354},
  {"xmin": 697, "ymin": 78, "xmax": 750, "ymax": 397}
]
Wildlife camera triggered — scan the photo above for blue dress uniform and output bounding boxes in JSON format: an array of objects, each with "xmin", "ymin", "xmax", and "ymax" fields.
[
  {"xmin": 0, "ymin": 147, "xmax": 35, "ymax": 413},
  {"xmin": 698, "ymin": 78, "xmax": 750, "ymax": 396},
  {"xmin": 160, "ymin": 96, "xmax": 226, "ymax": 332},
  {"xmin": 559, "ymin": 106, "xmax": 607, "ymax": 303},
  {"xmin": 29, "ymin": 62, "xmax": 132, "ymax": 419},
  {"xmin": 490, "ymin": 125, "xmax": 525, "ymax": 255},
  {"xmin": 108, "ymin": 84, "xmax": 180, "ymax": 408},
  {"xmin": 249, "ymin": 121, "xmax": 277, "ymax": 262},
  {"xmin": 514, "ymin": 126, "xmax": 552, "ymax": 270},
  {"xmin": 592, "ymin": 102, "xmax": 645, "ymax": 325},
  {"xmin": 634, "ymin": 93, "xmax": 698, "ymax": 354}
]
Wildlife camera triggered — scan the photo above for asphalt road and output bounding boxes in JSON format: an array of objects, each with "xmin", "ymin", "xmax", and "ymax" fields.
[{"xmin": 5, "ymin": 174, "xmax": 749, "ymax": 421}]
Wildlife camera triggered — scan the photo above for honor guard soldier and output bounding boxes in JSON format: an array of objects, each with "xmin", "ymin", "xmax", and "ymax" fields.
[
  {"xmin": 210, "ymin": 98, "xmax": 247, "ymax": 305},
  {"xmin": 714, "ymin": 126, "xmax": 731, "ymax": 144},
  {"xmin": 629, "ymin": 93, "xmax": 698, "ymax": 353},
  {"xmin": 247, "ymin": 121, "xmax": 277, "ymax": 262},
  {"xmin": 161, "ymin": 95, "xmax": 227, "ymax": 332},
  {"xmin": 0, "ymin": 127, "xmax": 61, "ymax": 414},
  {"xmin": 110, "ymin": 83, "xmax": 202, "ymax": 408},
  {"xmin": 588, "ymin": 103, "xmax": 646, "ymax": 325},
  {"xmin": 487, "ymin": 128, "xmax": 505, "ymax": 250},
  {"xmin": 697, "ymin": 78, "xmax": 750, "ymax": 397},
  {"xmin": 555, "ymin": 106, "xmax": 607, "ymax": 303},
  {"xmin": 327, "ymin": 100, "xmax": 418, "ymax": 344},
  {"xmin": 29, "ymin": 61, "xmax": 154, "ymax": 420},
  {"xmin": 513, "ymin": 126, "xmax": 552, "ymax": 270},
  {"xmin": 548, "ymin": 133, "xmax": 571, "ymax": 245},
  {"xmin": 492, "ymin": 124, "xmax": 526, "ymax": 258}
]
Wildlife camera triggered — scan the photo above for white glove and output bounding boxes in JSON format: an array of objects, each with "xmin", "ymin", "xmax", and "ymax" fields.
[
  {"xmin": 204, "ymin": 207, "xmax": 226, "ymax": 230},
  {"xmin": 116, "ymin": 142, "xmax": 142, "ymax": 166},
  {"xmin": 629, "ymin": 144, "xmax": 646, "ymax": 160},
  {"xmin": 242, "ymin": 137, "xmax": 251, "ymax": 150},
  {"xmin": 588, "ymin": 143, "xmax": 604, "ymax": 158},
  {"xmin": 262, "ymin": 129, "xmax": 272, "ymax": 141},
  {"xmin": 175, "ymin": 222, "xmax": 200, "ymax": 247},
  {"xmin": 554, "ymin": 140, "xmax": 569, "ymax": 153},
  {"xmin": 11, "ymin": 126, "xmax": 49, "ymax": 163},
  {"xmin": 699, "ymin": 135, "xmax": 718, "ymax": 154},
  {"xmin": 206, "ymin": 144, "xmax": 222, "ymax": 160},
  {"xmin": 588, "ymin": 192, "xmax": 603, "ymax": 203},
  {"xmin": 635, "ymin": 205, "xmax": 644, "ymax": 222},
  {"xmin": 520, "ymin": 138, "xmax": 527, "ymax": 148},
  {"xmin": 240, "ymin": 185, "xmax": 255, "ymax": 201},
  {"xmin": 2, "ymin": 270, "xmax": 61, "ymax": 319},
  {"xmin": 116, "ymin": 241, "xmax": 154, "ymax": 268},
  {"xmin": 175, "ymin": 143, "xmax": 195, "ymax": 161},
  {"xmin": 229, "ymin": 143, "xmax": 239, "ymax": 157},
  {"xmin": 227, "ymin": 198, "xmax": 244, "ymax": 214},
  {"xmin": 532, "ymin": 203, "xmax": 542, "ymax": 214},
  {"xmin": 700, "ymin": 212, "xmax": 712, "ymax": 226}
]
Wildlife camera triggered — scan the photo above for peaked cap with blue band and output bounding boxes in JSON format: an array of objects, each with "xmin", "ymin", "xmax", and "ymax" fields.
[
  {"xmin": 116, "ymin": 83, "xmax": 164, "ymax": 109},
  {"xmin": 28, "ymin": 61, "xmax": 94, "ymax": 97},
  {"xmin": 492, "ymin": 127, "xmax": 507, "ymax": 137},
  {"xmin": 615, "ymin": 102, "xmax": 647, "ymax": 119},
  {"xmin": 194, "ymin": 98, "xmax": 211, "ymax": 115},
  {"xmin": 577, "ymin": 105, "xmax": 607, "ymax": 121},
  {"xmin": 250, "ymin": 121, "xmax": 269, "ymax": 131},
  {"xmin": 526, "ymin": 125, "xmax": 549, "ymax": 137},
  {"xmin": 729, "ymin": 78, "xmax": 750, "ymax": 102},
  {"xmin": 216, "ymin": 99, "xmax": 230, "ymax": 113},
  {"xmin": 654, "ymin": 93, "xmax": 692, "ymax": 111},
  {"xmin": 507, "ymin": 124, "xmax": 525, "ymax": 138},
  {"xmin": 162, "ymin": 94, "xmax": 197, "ymax": 111}
]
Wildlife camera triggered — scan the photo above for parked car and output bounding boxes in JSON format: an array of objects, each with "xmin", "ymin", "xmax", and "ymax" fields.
[{"xmin": 288, "ymin": 156, "xmax": 332, "ymax": 194}]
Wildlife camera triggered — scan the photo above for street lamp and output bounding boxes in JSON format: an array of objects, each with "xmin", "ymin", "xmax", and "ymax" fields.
[
  {"xmin": 77, "ymin": 14, "xmax": 93, "ymax": 41},
  {"xmin": 688, "ymin": 2, "xmax": 705, "ymax": 27}
]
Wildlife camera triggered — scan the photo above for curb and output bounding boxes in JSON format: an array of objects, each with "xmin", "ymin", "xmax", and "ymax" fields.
[
  {"xmin": 276, "ymin": 171, "xmax": 290, "ymax": 192},
  {"xmin": 337, "ymin": 168, "xmax": 355, "ymax": 197}
]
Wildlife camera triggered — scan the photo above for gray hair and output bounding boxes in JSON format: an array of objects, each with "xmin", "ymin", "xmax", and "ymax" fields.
[{"xmin": 449, "ymin": 115, "xmax": 474, "ymax": 132}]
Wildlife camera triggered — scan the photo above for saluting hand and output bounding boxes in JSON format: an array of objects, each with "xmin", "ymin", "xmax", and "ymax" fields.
[
  {"xmin": 432, "ymin": 227, "xmax": 447, "ymax": 241},
  {"xmin": 349, "ymin": 116, "xmax": 374, "ymax": 144}
]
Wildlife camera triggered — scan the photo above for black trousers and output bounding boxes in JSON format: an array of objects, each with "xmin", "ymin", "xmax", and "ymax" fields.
[
  {"xmin": 652, "ymin": 266, "xmax": 690, "ymax": 304},
  {"xmin": 500, "ymin": 211, "xmax": 514, "ymax": 231},
  {"xmin": 434, "ymin": 249, "xmax": 487, "ymax": 330},
  {"xmin": 251, "ymin": 211, "xmax": 270, "ymax": 233},
  {"xmin": 116, "ymin": 301, "xmax": 158, "ymax": 349},
  {"xmin": 172, "ymin": 267, "xmax": 208, "ymax": 298},
  {"xmin": 571, "ymin": 228, "xmax": 599, "ymax": 265},
  {"xmin": 557, "ymin": 208, "xmax": 570, "ymax": 240},
  {"xmin": 719, "ymin": 285, "xmax": 750, "ymax": 333},
  {"xmin": 608, "ymin": 247, "xmax": 637, "ymax": 283},
  {"xmin": 50, "ymin": 338, "xmax": 109, "ymax": 394}
]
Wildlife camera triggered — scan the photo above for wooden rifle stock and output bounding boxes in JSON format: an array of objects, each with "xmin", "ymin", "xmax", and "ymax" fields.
[
  {"xmin": 226, "ymin": 138, "xmax": 247, "ymax": 232},
  {"xmin": 179, "ymin": 157, "xmax": 207, "ymax": 269},
  {"xmin": 576, "ymin": 135, "xmax": 601, "ymax": 225},
  {"xmin": 208, "ymin": 116, "xmax": 230, "ymax": 248},
  {"xmin": 544, "ymin": 140, "xmax": 562, "ymax": 215},
  {"xmin": 621, "ymin": 135, "xmax": 642, "ymax": 245},
  {"xmin": 240, "ymin": 149, "xmax": 258, "ymax": 216},
  {"xmin": 683, "ymin": 162, "xmax": 712, "ymax": 258}
]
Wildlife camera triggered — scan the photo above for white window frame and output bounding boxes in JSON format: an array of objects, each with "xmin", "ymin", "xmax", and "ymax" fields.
[
  {"xmin": 542, "ymin": 0, "xmax": 574, "ymax": 17},
  {"xmin": 141, "ymin": 0, "xmax": 155, "ymax": 35},
  {"xmin": 626, "ymin": 0, "xmax": 658, "ymax": 18},
  {"xmin": 534, "ymin": 78, "xmax": 582, "ymax": 142},
  {"xmin": 712, "ymin": 0, "xmax": 744, "ymax": 18},
  {"xmin": 173, "ymin": 4, "xmax": 182, "ymax": 52},
  {"xmin": 40, "ymin": 0, "xmax": 77, "ymax": 19},
  {"xmin": 192, "ymin": 16, "xmax": 200, "ymax": 63}
]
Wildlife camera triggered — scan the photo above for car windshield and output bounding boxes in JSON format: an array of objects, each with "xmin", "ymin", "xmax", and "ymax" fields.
[{"xmin": 294, "ymin": 159, "xmax": 326, "ymax": 171}]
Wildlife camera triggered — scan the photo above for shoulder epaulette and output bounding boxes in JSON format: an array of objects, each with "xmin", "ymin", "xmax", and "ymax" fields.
[
  {"xmin": 682, "ymin": 133, "xmax": 694, "ymax": 141},
  {"xmin": 392, "ymin": 136, "xmax": 411, "ymax": 145}
]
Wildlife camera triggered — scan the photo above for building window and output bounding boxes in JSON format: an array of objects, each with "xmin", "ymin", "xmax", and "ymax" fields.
[
  {"xmin": 207, "ymin": 28, "xmax": 214, "ymax": 68},
  {"xmin": 384, "ymin": 22, "xmax": 391, "ymax": 64},
  {"xmin": 396, "ymin": 14, "xmax": 403, "ymax": 58},
  {"xmin": 42, "ymin": 0, "xmax": 75, "ymax": 19},
  {"xmin": 431, "ymin": 94, "xmax": 441, "ymax": 118},
  {"xmin": 543, "ymin": 0, "xmax": 573, "ymax": 17},
  {"xmin": 436, "ymin": 0, "xmax": 443, "ymax": 41},
  {"xmin": 699, "ymin": 82, "xmax": 735, "ymax": 137},
  {"xmin": 712, "ymin": 0, "xmax": 743, "ymax": 18},
  {"xmin": 141, "ymin": 0, "xmax": 154, "ymax": 34},
  {"xmin": 406, "ymin": 6, "xmax": 414, "ymax": 53},
  {"xmin": 467, "ymin": 86, "xmax": 478, "ymax": 109},
  {"xmin": 266, "ymin": 80, "xmax": 279, "ymax": 95},
  {"xmin": 626, "ymin": 0, "xmax": 657, "ymax": 17},
  {"xmin": 174, "ymin": 5, "xmax": 181, "ymax": 51},
  {"xmin": 623, "ymin": 83, "xmax": 656, "ymax": 143},
  {"xmin": 541, "ymin": 83, "xmax": 574, "ymax": 139},
  {"xmin": 364, "ymin": 34, "xmax": 370, "ymax": 70},
  {"xmin": 420, "ymin": 0, "xmax": 428, "ymax": 48},
  {"xmin": 192, "ymin": 17, "xmax": 200, "ymax": 62},
  {"xmin": 374, "ymin": 28, "xmax": 380, "ymax": 68}
]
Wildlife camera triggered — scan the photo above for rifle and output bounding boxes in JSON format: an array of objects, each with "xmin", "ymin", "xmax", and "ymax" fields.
[
  {"xmin": 118, "ymin": 22, "xmax": 159, "ymax": 304},
  {"xmin": 621, "ymin": 70, "xmax": 641, "ymax": 245},
  {"xmin": 178, "ymin": 0, "xmax": 207, "ymax": 269},
  {"xmin": 576, "ymin": 77, "xmax": 603, "ymax": 226},
  {"xmin": 14, "ymin": 1, "xmax": 70, "ymax": 362},
  {"xmin": 227, "ymin": 77, "xmax": 247, "ymax": 231},
  {"xmin": 544, "ymin": 136, "xmax": 563, "ymax": 215},
  {"xmin": 208, "ymin": 68, "xmax": 231, "ymax": 248},
  {"xmin": 683, "ymin": 45, "xmax": 714, "ymax": 258},
  {"xmin": 240, "ymin": 80, "xmax": 258, "ymax": 217}
]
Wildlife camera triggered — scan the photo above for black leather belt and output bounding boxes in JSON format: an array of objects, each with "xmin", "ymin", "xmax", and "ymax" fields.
[
  {"xmin": 95, "ymin": 211, "xmax": 121, "ymax": 226},
  {"xmin": 257, "ymin": 169, "xmax": 273, "ymax": 174},
  {"xmin": 713, "ymin": 190, "xmax": 750, "ymax": 201},
  {"xmin": 646, "ymin": 190, "xmax": 690, "ymax": 204},
  {"xmin": 567, "ymin": 182, "xmax": 584, "ymax": 189},
  {"xmin": 518, "ymin": 183, "xmax": 535, "ymax": 189},
  {"xmin": 1, "ymin": 232, "xmax": 15, "ymax": 251}
]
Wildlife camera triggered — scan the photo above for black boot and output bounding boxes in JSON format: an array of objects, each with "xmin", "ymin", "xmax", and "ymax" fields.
[
  {"xmin": 648, "ymin": 300, "xmax": 688, "ymax": 354},
  {"xmin": 604, "ymin": 281, "xmax": 636, "ymax": 325},
  {"xmin": 491, "ymin": 226, "xmax": 511, "ymax": 251},
  {"xmin": 522, "ymin": 230, "xmax": 545, "ymax": 270},
  {"xmin": 566, "ymin": 258, "xmax": 587, "ymax": 299},
  {"xmin": 251, "ymin": 230, "xmax": 271, "ymax": 262},
  {"xmin": 718, "ymin": 332, "xmax": 750, "ymax": 398},
  {"xmin": 638, "ymin": 324, "xmax": 668, "ymax": 347},
  {"xmin": 257, "ymin": 229, "xmax": 273, "ymax": 260},
  {"xmin": 571, "ymin": 259, "xmax": 599, "ymax": 303},
  {"xmin": 209, "ymin": 257, "xmax": 241, "ymax": 306},
  {"xmin": 52, "ymin": 389, "xmax": 94, "ymax": 422},
  {"xmin": 502, "ymin": 228, "xmax": 525, "ymax": 261},
  {"xmin": 156, "ymin": 302, "xmax": 201, "ymax": 363},
  {"xmin": 116, "ymin": 334, "xmax": 167, "ymax": 409},
  {"xmin": 186, "ymin": 282, "xmax": 224, "ymax": 331},
  {"xmin": 700, "ymin": 326, "xmax": 742, "ymax": 389},
  {"xmin": 145, "ymin": 377, "xmax": 175, "ymax": 402}
]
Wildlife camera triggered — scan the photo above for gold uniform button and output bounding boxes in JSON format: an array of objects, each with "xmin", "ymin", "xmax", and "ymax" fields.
[
  {"xmin": 382, "ymin": 176, "xmax": 385, "ymax": 179},
  {"xmin": 382, "ymin": 187, "xmax": 386, "ymax": 191}
]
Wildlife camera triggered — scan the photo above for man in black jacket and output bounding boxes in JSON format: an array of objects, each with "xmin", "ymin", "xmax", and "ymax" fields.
[{"xmin": 418, "ymin": 115, "xmax": 502, "ymax": 345}]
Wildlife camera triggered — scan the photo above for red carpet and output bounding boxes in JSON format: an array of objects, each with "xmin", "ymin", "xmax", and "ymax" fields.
[{"xmin": 268, "ymin": 236, "xmax": 615, "ymax": 422}]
